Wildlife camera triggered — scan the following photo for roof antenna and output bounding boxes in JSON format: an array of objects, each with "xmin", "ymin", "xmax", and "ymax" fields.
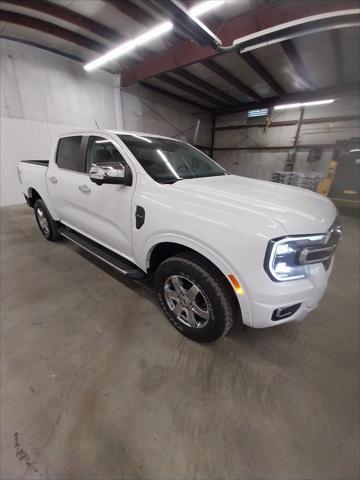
[{"xmin": 94, "ymin": 119, "xmax": 100, "ymax": 129}]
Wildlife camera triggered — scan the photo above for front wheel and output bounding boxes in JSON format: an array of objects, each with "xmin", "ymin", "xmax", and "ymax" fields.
[
  {"xmin": 34, "ymin": 199, "xmax": 61, "ymax": 241},
  {"xmin": 155, "ymin": 252, "xmax": 235, "ymax": 342}
]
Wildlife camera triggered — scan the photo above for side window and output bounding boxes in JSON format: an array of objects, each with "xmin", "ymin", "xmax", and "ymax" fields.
[
  {"xmin": 86, "ymin": 136, "xmax": 127, "ymax": 173},
  {"xmin": 56, "ymin": 136, "xmax": 83, "ymax": 172}
]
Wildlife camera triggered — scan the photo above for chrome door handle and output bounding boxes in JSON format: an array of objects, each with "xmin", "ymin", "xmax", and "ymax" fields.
[
  {"xmin": 49, "ymin": 176, "xmax": 57, "ymax": 184},
  {"xmin": 78, "ymin": 184, "xmax": 91, "ymax": 194}
]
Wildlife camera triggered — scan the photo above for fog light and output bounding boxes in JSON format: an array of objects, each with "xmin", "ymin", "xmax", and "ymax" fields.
[{"xmin": 272, "ymin": 303, "xmax": 301, "ymax": 321}]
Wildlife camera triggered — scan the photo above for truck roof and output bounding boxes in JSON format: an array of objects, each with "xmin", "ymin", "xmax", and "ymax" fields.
[{"xmin": 58, "ymin": 129, "xmax": 180, "ymax": 142}]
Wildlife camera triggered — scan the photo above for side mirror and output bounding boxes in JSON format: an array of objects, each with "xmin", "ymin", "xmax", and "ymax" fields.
[{"xmin": 89, "ymin": 162, "xmax": 131, "ymax": 186}]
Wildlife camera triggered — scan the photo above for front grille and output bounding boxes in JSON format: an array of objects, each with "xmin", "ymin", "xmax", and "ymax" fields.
[
  {"xmin": 299, "ymin": 217, "xmax": 342, "ymax": 269},
  {"xmin": 324, "ymin": 217, "xmax": 342, "ymax": 269}
]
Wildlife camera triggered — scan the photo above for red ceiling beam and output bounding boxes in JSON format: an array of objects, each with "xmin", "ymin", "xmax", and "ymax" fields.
[
  {"xmin": 0, "ymin": 33, "xmax": 85, "ymax": 63},
  {"xmin": 0, "ymin": 10, "xmax": 106, "ymax": 53},
  {"xmin": 121, "ymin": 0, "xmax": 359, "ymax": 87},
  {"xmin": 2, "ymin": 0, "xmax": 150, "ymax": 61},
  {"xmin": 2, "ymin": 0, "xmax": 122, "ymax": 42}
]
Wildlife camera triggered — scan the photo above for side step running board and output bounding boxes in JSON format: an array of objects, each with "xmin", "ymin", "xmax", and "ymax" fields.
[{"xmin": 58, "ymin": 227, "xmax": 145, "ymax": 279}]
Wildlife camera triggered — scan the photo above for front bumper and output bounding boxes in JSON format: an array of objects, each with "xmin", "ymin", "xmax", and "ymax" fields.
[{"xmin": 248, "ymin": 260, "xmax": 333, "ymax": 328}]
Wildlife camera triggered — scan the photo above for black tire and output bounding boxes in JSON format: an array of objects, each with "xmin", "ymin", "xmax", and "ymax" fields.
[
  {"xmin": 34, "ymin": 199, "xmax": 61, "ymax": 241},
  {"xmin": 155, "ymin": 252, "xmax": 235, "ymax": 342}
]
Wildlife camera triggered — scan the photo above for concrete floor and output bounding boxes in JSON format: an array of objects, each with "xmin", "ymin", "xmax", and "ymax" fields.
[{"xmin": 1, "ymin": 205, "xmax": 359, "ymax": 480}]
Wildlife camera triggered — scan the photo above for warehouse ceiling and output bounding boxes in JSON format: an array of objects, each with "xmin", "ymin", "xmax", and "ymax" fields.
[{"xmin": 0, "ymin": 0, "xmax": 359, "ymax": 114}]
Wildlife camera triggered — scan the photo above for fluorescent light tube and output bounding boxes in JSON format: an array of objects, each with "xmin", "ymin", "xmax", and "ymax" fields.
[
  {"xmin": 157, "ymin": 149, "xmax": 180, "ymax": 178},
  {"xmin": 189, "ymin": 0, "xmax": 225, "ymax": 17},
  {"xmin": 84, "ymin": 1, "xmax": 226, "ymax": 72},
  {"xmin": 274, "ymin": 99, "xmax": 335, "ymax": 110},
  {"xmin": 84, "ymin": 21, "xmax": 173, "ymax": 71}
]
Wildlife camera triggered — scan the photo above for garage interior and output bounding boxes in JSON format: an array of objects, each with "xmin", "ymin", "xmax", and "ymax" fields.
[{"xmin": 1, "ymin": 1, "xmax": 359, "ymax": 479}]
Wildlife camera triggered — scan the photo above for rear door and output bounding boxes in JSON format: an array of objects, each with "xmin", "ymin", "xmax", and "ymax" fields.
[{"xmin": 46, "ymin": 135, "xmax": 90, "ymax": 231}]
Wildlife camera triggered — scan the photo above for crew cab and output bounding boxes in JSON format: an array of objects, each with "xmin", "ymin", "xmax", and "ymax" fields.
[{"xmin": 17, "ymin": 130, "xmax": 342, "ymax": 342}]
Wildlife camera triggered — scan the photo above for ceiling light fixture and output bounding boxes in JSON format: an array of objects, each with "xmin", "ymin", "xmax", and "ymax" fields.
[
  {"xmin": 274, "ymin": 99, "xmax": 335, "ymax": 110},
  {"xmin": 84, "ymin": 21, "xmax": 173, "ymax": 71},
  {"xmin": 189, "ymin": 0, "xmax": 225, "ymax": 18},
  {"xmin": 84, "ymin": 0, "xmax": 226, "ymax": 72}
]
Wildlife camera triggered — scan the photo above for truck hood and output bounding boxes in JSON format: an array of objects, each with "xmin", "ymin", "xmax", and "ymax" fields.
[{"xmin": 173, "ymin": 174, "xmax": 337, "ymax": 235}]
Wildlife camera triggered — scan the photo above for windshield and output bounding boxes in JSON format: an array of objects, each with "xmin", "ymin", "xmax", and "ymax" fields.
[{"xmin": 118, "ymin": 134, "xmax": 226, "ymax": 184}]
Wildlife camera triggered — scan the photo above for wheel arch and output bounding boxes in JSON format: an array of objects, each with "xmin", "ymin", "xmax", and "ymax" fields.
[
  {"xmin": 26, "ymin": 185, "xmax": 58, "ymax": 220},
  {"xmin": 146, "ymin": 238, "xmax": 251, "ymax": 326},
  {"xmin": 27, "ymin": 187, "xmax": 42, "ymax": 207}
]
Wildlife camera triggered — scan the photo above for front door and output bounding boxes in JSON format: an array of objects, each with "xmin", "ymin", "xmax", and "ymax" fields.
[{"xmin": 76, "ymin": 135, "xmax": 135, "ymax": 260}]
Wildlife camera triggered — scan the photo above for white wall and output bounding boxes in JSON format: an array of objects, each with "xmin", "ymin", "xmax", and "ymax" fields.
[
  {"xmin": 0, "ymin": 39, "xmax": 211, "ymax": 206},
  {"xmin": 0, "ymin": 39, "xmax": 122, "ymax": 206},
  {"xmin": 120, "ymin": 83, "xmax": 211, "ymax": 147},
  {"xmin": 213, "ymin": 96, "xmax": 360, "ymax": 182}
]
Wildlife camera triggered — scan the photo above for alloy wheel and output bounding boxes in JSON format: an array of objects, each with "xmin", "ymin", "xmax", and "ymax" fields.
[{"xmin": 164, "ymin": 275, "xmax": 210, "ymax": 328}]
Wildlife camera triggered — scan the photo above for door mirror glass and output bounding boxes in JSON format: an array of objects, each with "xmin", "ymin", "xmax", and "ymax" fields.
[{"xmin": 89, "ymin": 162, "xmax": 126, "ymax": 185}]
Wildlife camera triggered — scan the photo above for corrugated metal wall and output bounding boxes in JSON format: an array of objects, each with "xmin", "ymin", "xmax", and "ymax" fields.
[
  {"xmin": 213, "ymin": 96, "xmax": 360, "ymax": 181},
  {"xmin": 0, "ymin": 39, "xmax": 211, "ymax": 206},
  {"xmin": 0, "ymin": 39, "xmax": 120, "ymax": 206},
  {"xmin": 0, "ymin": 118, "xmax": 91, "ymax": 205}
]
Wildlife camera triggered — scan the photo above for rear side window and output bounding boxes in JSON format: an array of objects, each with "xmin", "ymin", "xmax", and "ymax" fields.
[{"xmin": 56, "ymin": 136, "xmax": 83, "ymax": 172}]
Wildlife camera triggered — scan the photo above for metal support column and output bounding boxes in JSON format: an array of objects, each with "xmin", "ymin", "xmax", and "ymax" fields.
[
  {"xmin": 210, "ymin": 115, "xmax": 216, "ymax": 158},
  {"xmin": 285, "ymin": 107, "xmax": 304, "ymax": 171}
]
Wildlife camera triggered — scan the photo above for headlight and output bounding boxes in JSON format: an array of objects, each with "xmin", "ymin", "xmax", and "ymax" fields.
[{"xmin": 265, "ymin": 234, "xmax": 330, "ymax": 282}]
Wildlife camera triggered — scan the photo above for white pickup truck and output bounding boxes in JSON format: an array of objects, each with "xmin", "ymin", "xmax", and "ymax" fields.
[{"xmin": 18, "ymin": 129, "xmax": 342, "ymax": 342}]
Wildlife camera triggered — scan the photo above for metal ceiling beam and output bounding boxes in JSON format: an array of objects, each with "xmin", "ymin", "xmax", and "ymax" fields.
[
  {"xmin": 138, "ymin": 81, "xmax": 209, "ymax": 110},
  {"xmin": 121, "ymin": 0, "xmax": 359, "ymax": 86},
  {"xmin": 212, "ymin": 82, "xmax": 359, "ymax": 116},
  {"xmin": 202, "ymin": 59, "xmax": 263, "ymax": 102},
  {"xmin": 2, "ymin": 0, "xmax": 121, "ymax": 42},
  {"xmin": 2, "ymin": 0, "xmax": 152, "ymax": 59},
  {"xmin": 329, "ymin": 29, "xmax": 345, "ymax": 85},
  {"xmin": 0, "ymin": 10, "xmax": 107, "ymax": 53},
  {"xmin": 179, "ymin": 0, "xmax": 222, "ymax": 26},
  {"xmin": 107, "ymin": 0, "xmax": 184, "ymax": 45},
  {"xmin": 240, "ymin": 52, "xmax": 285, "ymax": 96},
  {"xmin": 281, "ymin": 39, "xmax": 315, "ymax": 89},
  {"xmin": 214, "ymin": 115, "xmax": 360, "ymax": 131},
  {"xmin": 0, "ymin": 33, "xmax": 85, "ymax": 63},
  {"xmin": 157, "ymin": 74, "xmax": 226, "ymax": 107},
  {"xmin": 173, "ymin": 69, "xmax": 239, "ymax": 104},
  {"xmin": 147, "ymin": 0, "xmax": 221, "ymax": 50},
  {"xmin": 107, "ymin": 0, "xmax": 155, "ymax": 27},
  {"xmin": 215, "ymin": 120, "xmax": 299, "ymax": 131}
]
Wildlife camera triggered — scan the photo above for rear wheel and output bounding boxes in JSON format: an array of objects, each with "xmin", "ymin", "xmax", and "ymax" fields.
[
  {"xmin": 34, "ymin": 199, "xmax": 61, "ymax": 241},
  {"xmin": 155, "ymin": 252, "xmax": 235, "ymax": 342}
]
